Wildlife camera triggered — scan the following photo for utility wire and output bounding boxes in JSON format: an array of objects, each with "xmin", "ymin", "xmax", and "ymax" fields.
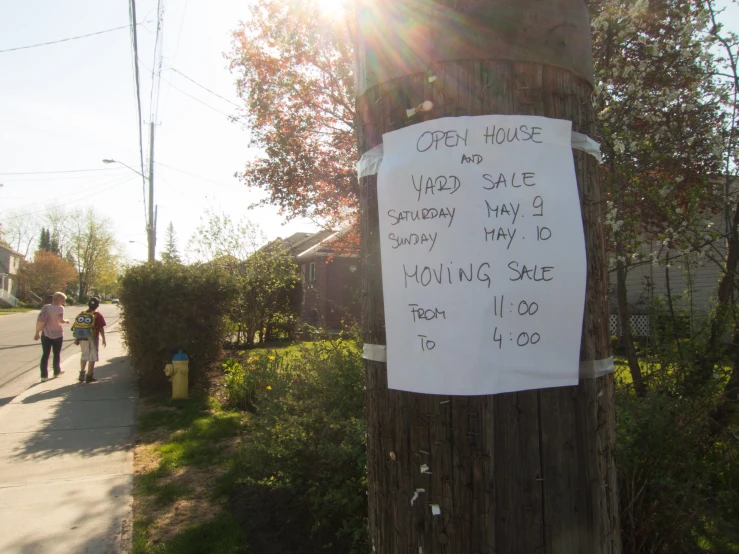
[
  {"xmin": 149, "ymin": 0, "xmax": 165, "ymax": 126},
  {"xmin": 168, "ymin": 67, "xmax": 242, "ymax": 108},
  {"xmin": 2, "ymin": 172, "xmax": 129, "ymax": 183},
  {"xmin": 158, "ymin": 75, "xmax": 232, "ymax": 116},
  {"xmin": 0, "ymin": 24, "xmax": 139, "ymax": 53},
  {"xmin": 0, "ymin": 176, "xmax": 138, "ymax": 216},
  {"xmin": 0, "ymin": 168, "xmax": 122, "ymax": 176},
  {"xmin": 138, "ymin": 58, "xmax": 232, "ymax": 118},
  {"xmin": 129, "ymin": 0, "xmax": 149, "ymax": 230},
  {"xmin": 155, "ymin": 161, "xmax": 239, "ymax": 187}
]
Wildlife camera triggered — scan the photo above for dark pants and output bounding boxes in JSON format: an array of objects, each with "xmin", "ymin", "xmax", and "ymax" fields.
[{"xmin": 40, "ymin": 335, "xmax": 63, "ymax": 378}]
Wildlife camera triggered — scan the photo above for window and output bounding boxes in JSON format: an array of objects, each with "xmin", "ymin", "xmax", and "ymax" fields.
[{"xmin": 309, "ymin": 262, "xmax": 316, "ymax": 282}]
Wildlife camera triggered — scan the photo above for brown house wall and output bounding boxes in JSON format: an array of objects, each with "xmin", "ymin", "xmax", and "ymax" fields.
[{"xmin": 300, "ymin": 256, "xmax": 360, "ymax": 329}]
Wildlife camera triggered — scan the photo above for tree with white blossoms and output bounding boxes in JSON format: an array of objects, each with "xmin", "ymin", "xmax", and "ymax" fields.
[
  {"xmin": 591, "ymin": 0, "xmax": 724, "ymax": 395},
  {"xmin": 687, "ymin": 0, "xmax": 739, "ymax": 410}
]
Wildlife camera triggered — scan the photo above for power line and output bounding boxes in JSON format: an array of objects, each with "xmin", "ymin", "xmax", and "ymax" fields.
[
  {"xmin": 158, "ymin": 74, "xmax": 232, "ymax": 116},
  {"xmin": 149, "ymin": 0, "xmax": 165, "ymax": 125},
  {"xmin": 0, "ymin": 168, "xmax": 123, "ymax": 176},
  {"xmin": 168, "ymin": 67, "xmax": 242, "ymax": 109},
  {"xmin": 0, "ymin": 24, "xmax": 133, "ymax": 53},
  {"xmin": 2, "ymin": 173, "xmax": 128, "ymax": 183},
  {"xmin": 128, "ymin": 0, "xmax": 149, "ymax": 232},
  {"xmin": 155, "ymin": 161, "xmax": 239, "ymax": 187},
  {"xmin": 137, "ymin": 58, "xmax": 233, "ymax": 118},
  {"xmin": 0, "ymin": 175, "xmax": 138, "ymax": 216}
]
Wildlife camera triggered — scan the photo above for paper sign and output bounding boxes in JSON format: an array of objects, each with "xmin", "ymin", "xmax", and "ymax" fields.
[{"xmin": 377, "ymin": 115, "xmax": 586, "ymax": 395}]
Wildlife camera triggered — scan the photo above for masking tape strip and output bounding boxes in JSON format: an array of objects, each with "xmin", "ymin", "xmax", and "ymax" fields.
[
  {"xmin": 571, "ymin": 131, "xmax": 603, "ymax": 163},
  {"xmin": 356, "ymin": 143, "xmax": 384, "ymax": 180},
  {"xmin": 356, "ymin": 131, "xmax": 601, "ymax": 180},
  {"xmin": 579, "ymin": 356, "xmax": 614, "ymax": 378},
  {"xmin": 363, "ymin": 343, "xmax": 387, "ymax": 363}
]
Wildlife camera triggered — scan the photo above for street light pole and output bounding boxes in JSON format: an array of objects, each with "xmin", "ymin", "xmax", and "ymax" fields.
[{"xmin": 103, "ymin": 157, "xmax": 156, "ymax": 262}]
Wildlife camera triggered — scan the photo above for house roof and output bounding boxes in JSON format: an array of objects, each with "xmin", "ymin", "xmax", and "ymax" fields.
[
  {"xmin": 261, "ymin": 230, "xmax": 335, "ymax": 257},
  {"xmin": 0, "ymin": 244, "xmax": 23, "ymax": 258},
  {"xmin": 296, "ymin": 228, "xmax": 359, "ymax": 260},
  {"xmin": 259, "ymin": 228, "xmax": 359, "ymax": 260}
]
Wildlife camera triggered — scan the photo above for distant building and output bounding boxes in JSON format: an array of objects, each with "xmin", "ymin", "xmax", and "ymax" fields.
[
  {"xmin": 608, "ymin": 203, "xmax": 731, "ymax": 338},
  {"xmin": 0, "ymin": 244, "xmax": 23, "ymax": 307},
  {"xmin": 267, "ymin": 230, "xmax": 361, "ymax": 329}
]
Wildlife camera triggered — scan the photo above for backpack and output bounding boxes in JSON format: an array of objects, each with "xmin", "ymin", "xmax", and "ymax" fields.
[{"xmin": 71, "ymin": 311, "xmax": 96, "ymax": 339}]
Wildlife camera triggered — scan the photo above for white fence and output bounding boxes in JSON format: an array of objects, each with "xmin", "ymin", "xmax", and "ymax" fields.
[{"xmin": 609, "ymin": 314, "xmax": 650, "ymax": 337}]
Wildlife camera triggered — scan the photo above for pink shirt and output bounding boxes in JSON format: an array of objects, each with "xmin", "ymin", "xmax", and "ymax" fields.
[{"xmin": 38, "ymin": 304, "xmax": 65, "ymax": 339}]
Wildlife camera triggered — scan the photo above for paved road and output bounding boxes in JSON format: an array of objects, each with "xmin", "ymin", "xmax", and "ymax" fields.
[{"xmin": 0, "ymin": 304, "xmax": 121, "ymax": 407}]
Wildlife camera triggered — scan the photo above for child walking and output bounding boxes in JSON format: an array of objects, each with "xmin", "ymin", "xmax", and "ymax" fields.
[{"xmin": 76, "ymin": 297, "xmax": 107, "ymax": 383}]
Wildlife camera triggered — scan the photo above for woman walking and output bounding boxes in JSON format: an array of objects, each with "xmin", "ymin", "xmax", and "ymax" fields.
[{"xmin": 34, "ymin": 292, "xmax": 69, "ymax": 381}]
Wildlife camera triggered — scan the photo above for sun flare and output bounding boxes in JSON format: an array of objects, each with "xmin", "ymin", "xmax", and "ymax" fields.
[{"xmin": 315, "ymin": 0, "xmax": 347, "ymax": 16}]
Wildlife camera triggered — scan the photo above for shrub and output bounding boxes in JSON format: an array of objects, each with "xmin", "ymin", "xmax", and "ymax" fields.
[
  {"xmin": 225, "ymin": 339, "xmax": 368, "ymax": 553},
  {"xmin": 118, "ymin": 262, "xmax": 234, "ymax": 392},
  {"xmin": 617, "ymin": 381, "xmax": 739, "ymax": 552}
]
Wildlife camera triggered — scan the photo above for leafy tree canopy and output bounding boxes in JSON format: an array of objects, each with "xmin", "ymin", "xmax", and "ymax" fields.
[
  {"xmin": 228, "ymin": 0, "xmax": 357, "ymax": 226},
  {"xmin": 20, "ymin": 250, "xmax": 77, "ymax": 297}
]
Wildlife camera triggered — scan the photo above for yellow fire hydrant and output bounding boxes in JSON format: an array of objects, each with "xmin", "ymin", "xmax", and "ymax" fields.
[{"xmin": 164, "ymin": 350, "xmax": 189, "ymax": 399}]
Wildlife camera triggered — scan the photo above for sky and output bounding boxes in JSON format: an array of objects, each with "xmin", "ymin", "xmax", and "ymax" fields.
[
  {"xmin": 0, "ymin": 0, "xmax": 323, "ymax": 263},
  {"xmin": 1, "ymin": 0, "xmax": 737, "ymax": 264}
]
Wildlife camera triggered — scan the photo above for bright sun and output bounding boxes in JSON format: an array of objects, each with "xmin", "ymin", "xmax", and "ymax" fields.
[{"xmin": 316, "ymin": 0, "xmax": 346, "ymax": 16}]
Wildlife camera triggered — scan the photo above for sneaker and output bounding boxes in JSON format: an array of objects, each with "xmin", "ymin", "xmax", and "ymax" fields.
[
  {"xmin": 53, "ymin": 371, "xmax": 65, "ymax": 377},
  {"xmin": 78, "ymin": 371, "xmax": 86, "ymax": 382},
  {"xmin": 85, "ymin": 376, "xmax": 97, "ymax": 383},
  {"xmin": 40, "ymin": 377, "xmax": 49, "ymax": 382}
]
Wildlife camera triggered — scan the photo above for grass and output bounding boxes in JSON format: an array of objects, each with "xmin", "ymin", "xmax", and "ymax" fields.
[
  {"xmin": 0, "ymin": 307, "xmax": 33, "ymax": 316},
  {"xmin": 133, "ymin": 394, "xmax": 249, "ymax": 554}
]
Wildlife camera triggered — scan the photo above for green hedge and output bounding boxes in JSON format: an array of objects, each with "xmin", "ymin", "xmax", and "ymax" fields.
[{"xmin": 119, "ymin": 262, "xmax": 234, "ymax": 392}]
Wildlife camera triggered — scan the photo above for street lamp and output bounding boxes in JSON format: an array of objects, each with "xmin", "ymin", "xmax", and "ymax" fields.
[
  {"xmin": 102, "ymin": 159, "xmax": 146, "ymax": 179},
  {"xmin": 103, "ymin": 159, "xmax": 156, "ymax": 262}
]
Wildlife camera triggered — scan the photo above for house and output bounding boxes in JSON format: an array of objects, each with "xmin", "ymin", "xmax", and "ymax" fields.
[
  {"xmin": 268, "ymin": 230, "xmax": 361, "ymax": 329},
  {"xmin": 0, "ymin": 244, "xmax": 23, "ymax": 307},
  {"xmin": 608, "ymin": 206, "xmax": 731, "ymax": 338}
]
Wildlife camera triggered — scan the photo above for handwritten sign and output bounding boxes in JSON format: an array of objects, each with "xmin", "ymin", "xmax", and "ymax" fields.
[{"xmin": 377, "ymin": 115, "xmax": 586, "ymax": 395}]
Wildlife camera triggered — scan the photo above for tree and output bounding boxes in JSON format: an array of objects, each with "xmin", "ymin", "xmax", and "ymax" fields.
[
  {"xmin": 43, "ymin": 205, "xmax": 74, "ymax": 259},
  {"xmin": 688, "ymin": 0, "xmax": 739, "ymax": 411},
  {"xmin": 38, "ymin": 228, "xmax": 51, "ymax": 253},
  {"xmin": 590, "ymin": 0, "xmax": 724, "ymax": 394},
  {"xmin": 93, "ymin": 252, "xmax": 122, "ymax": 298},
  {"xmin": 2, "ymin": 210, "xmax": 40, "ymax": 258},
  {"xmin": 20, "ymin": 250, "xmax": 77, "ymax": 297},
  {"xmin": 161, "ymin": 222, "xmax": 181, "ymax": 264},
  {"xmin": 228, "ymin": 0, "xmax": 357, "ymax": 226},
  {"xmin": 190, "ymin": 211, "xmax": 300, "ymax": 347},
  {"xmin": 37, "ymin": 227, "xmax": 61, "ymax": 255},
  {"xmin": 69, "ymin": 208, "xmax": 117, "ymax": 299}
]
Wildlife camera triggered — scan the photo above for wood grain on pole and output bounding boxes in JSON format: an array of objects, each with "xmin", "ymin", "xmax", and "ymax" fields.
[{"xmin": 357, "ymin": 27, "xmax": 621, "ymax": 554}]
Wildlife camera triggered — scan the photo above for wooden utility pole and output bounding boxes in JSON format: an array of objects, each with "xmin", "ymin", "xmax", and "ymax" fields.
[
  {"xmin": 147, "ymin": 121, "xmax": 157, "ymax": 262},
  {"xmin": 356, "ymin": 1, "xmax": 621, "ymax": 552}
]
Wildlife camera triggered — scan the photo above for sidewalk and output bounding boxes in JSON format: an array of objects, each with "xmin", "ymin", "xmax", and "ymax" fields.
[{"xmin": 0, "ymin": 321, "xmax": 136, "ymax": 553}]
